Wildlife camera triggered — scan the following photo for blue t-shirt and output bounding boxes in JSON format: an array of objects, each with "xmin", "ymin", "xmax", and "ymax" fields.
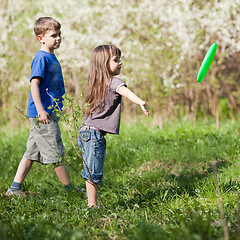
[{"xmin": 27, "ymin": 50, "xmax": 65, "ymax": 117}]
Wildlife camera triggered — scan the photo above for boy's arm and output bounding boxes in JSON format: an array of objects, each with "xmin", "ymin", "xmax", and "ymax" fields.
[
  {"xmin": 118, "ymin": 86, "xmax": 149, "ymax": 116},
  {"xmin": 31, "ymin": 77, "xmax": 51, "ymax": 124}
]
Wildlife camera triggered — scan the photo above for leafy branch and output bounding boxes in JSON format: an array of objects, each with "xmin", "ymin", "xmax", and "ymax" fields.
[
  {"xmin": 47, "ymin": 92, "xmax": 107, "ymax": 208},
  {"xmin": 16, "ymin": 92, "xmax": 107, "ymax": 208}
]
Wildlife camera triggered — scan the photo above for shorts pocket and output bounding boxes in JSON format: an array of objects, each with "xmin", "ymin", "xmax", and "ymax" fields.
[{"xmin": 31, "ymin": 120, "xmax": 49, "ymax": 135}]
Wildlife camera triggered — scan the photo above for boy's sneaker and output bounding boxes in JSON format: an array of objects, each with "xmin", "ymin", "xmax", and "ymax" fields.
[{"xmin": 6, "ymin": 188, "xmax": 26, "ymax": 196}]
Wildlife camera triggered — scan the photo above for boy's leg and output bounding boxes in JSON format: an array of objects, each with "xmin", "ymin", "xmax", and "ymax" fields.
[
  {"xmin": 53, "ymin": 162, "xmax": 70, "ymax": 186},
  {"xmin": 6, "ymin": 158, "xmax": 33, "ymax": 196},
  {"xmin": 13, "ymin": 158, "xmax": 33, "ymax": 183},
  {"xmin": 86, "ymin": 180, "xmax": 98, "ymax": 207}
]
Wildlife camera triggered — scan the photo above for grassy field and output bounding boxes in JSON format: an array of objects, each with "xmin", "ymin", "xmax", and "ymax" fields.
[{"xmin": 1, "ymin": 117, "xmax": 240, "ymax": 239}]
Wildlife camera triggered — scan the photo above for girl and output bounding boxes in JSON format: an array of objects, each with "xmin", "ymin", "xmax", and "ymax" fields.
[{"xmin": 78, "ymin": 45, "xmax": 149, "ymax": 207}]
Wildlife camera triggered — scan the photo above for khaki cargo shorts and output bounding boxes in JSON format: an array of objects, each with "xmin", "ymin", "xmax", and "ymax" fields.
[{"xmin": 23, "ymin": 113, "xmax": 64, "ymax": 164}]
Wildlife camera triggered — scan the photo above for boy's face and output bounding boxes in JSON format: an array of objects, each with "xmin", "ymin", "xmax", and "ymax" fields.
[
  {"xmin": 109, "ymin": 55, "xmax": 122, "ymax": 76},
  {"xmin": 38, "ymin": 29, "xmax": 61, "ymax": 54}
]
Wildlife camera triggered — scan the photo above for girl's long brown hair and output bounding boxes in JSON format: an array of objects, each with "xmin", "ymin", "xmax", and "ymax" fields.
[{"xmin": 85, "ymin": 45, "xmax": 121, "ymax": 115}]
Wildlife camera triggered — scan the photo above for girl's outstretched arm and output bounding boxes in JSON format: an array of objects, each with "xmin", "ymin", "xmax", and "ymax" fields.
[{"xmin": 118, "ymin": 86, "xmax": 149, "ymax": 116}]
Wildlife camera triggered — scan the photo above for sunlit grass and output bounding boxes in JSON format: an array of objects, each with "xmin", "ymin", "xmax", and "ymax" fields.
[{"xmin": 1, "ymin": 117, "xmax": 240, "ymax": 239}]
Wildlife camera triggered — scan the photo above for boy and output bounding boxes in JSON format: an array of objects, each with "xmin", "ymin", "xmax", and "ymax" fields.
[{"xmin": 6, "ymin": 17, "xmax": 72, "ymax": 196}]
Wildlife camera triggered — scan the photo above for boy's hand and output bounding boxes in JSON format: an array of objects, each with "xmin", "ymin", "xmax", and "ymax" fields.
[
  {"xmin": 38, "ymin": 110, "xmax": 51, "ymax": 124},
  {"xmin": 141, "ymin": 102, "xmax": 149, "ymax": 116}
]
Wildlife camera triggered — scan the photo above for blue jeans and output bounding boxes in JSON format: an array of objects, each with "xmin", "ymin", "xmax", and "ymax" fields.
[{"xmin": 77, "ymin": 126, "xmax": 106, "ymax": 184}]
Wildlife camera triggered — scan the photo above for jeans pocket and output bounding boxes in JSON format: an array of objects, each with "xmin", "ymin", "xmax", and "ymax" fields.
[{"xmin": 78, "ymin": 126, "xmax": 91, "ymax": 143}]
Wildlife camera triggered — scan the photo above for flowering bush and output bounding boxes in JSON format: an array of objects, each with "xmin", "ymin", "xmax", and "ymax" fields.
[{"xmin": 1, "ymin": 0, "xmax": 240, "ymax": 120}]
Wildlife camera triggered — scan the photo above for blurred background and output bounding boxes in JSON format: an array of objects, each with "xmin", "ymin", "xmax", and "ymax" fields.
[{"xmin": 1, "ymin": 0, "xmax": 240, "ymax": 127}]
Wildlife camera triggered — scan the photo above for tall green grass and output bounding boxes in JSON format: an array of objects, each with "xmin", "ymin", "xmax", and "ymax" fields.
[{"xmin": 1, "ymin": 117, "xmax": 240, "ymax": 239}]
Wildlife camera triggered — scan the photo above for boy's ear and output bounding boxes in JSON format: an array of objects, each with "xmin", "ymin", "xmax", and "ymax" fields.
[{"xmin": 37, "ymin": 35, "xmax": 44, "ymax": 44}]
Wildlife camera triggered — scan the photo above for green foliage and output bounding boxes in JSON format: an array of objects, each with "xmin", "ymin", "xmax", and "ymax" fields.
[
  {"xmin": 1, "ymin": 0, "xmax": 240, "ymax": 120},
  {"xmin": 1, "ymin": 118, "xmax": 240, "ymax": 239}
]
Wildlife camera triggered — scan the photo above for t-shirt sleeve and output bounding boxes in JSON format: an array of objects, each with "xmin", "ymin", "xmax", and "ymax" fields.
[
  {"xmin": 110, "ymin": 77, "xmax": 127, "ymax": 93},
  {"xmin": 30, "ymin": 55, "xmax": 46, "ymax": 82}
]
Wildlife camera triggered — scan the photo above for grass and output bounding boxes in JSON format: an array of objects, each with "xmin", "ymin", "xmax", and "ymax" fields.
[{"xmin": 1, "ymin": 117, "xmax": 240, "ymax": 239}]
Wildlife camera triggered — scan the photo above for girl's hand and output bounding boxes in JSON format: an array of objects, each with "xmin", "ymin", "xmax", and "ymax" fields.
[{"xmin": 141, "ymin": 102, "xmax": 149, "ymax": 116}]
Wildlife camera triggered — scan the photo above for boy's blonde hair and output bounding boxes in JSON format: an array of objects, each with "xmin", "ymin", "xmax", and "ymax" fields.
[
  {"xmin": 85, "ymin": 45, "xmax": 121, "ymax": 115},
  {"xmin": 34, "ymin": 17, "xmax": 61, "ymax": 36}
]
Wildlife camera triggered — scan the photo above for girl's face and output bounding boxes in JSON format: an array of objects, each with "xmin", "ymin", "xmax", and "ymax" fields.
[{"xmin": 108, "ymin": 55, "xmax": 122, "ymax": 76}]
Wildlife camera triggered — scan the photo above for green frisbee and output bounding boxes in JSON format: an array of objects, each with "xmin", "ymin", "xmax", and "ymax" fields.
[{"xmin": 197, "ymin": 43, "xmax": 217, "ymax": 82}]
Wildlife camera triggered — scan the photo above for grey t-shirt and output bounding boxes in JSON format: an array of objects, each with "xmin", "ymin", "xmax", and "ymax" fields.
[{"xmin": 83, "ymin": 77, "xmax": 127, "ymax": 134}]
